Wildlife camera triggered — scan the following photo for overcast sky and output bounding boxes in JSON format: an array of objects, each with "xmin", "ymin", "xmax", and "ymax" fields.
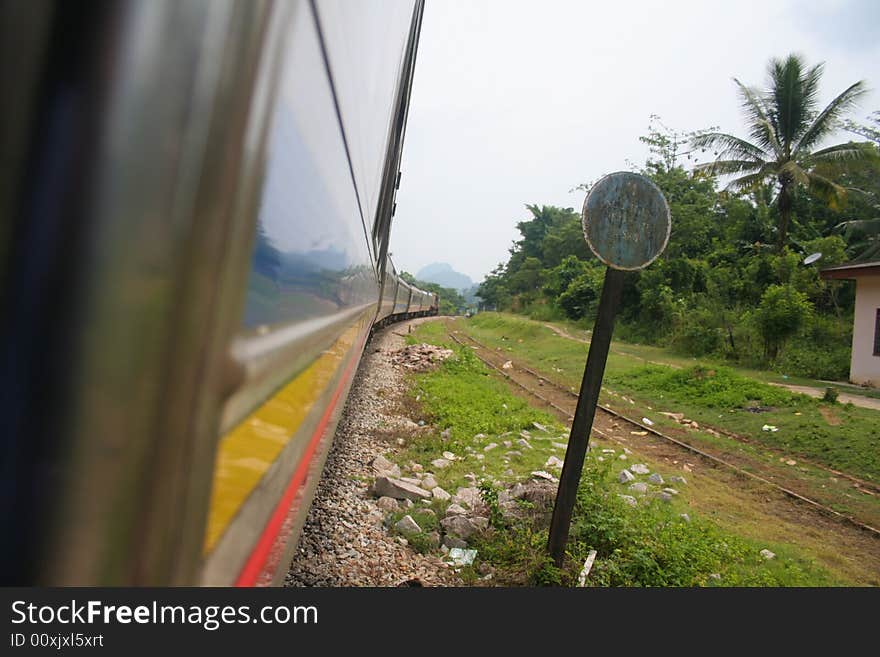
[{"xmin": 389, "ymin": 0, "xmax": 880, "ymax": 284}]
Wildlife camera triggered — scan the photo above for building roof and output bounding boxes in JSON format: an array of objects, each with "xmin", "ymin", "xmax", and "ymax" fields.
[{"xmin": 819, "ymin": 260, "xmax": 880, "ymax": 280}]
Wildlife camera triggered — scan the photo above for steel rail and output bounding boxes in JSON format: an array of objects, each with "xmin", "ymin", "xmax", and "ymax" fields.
[
  {"xmin": 448, "ymin": 330, "xmax": 880, "ymax": 539},
  {"xmin": 452, "ymin": 328, "xmax": 880, "ymax": 495}
]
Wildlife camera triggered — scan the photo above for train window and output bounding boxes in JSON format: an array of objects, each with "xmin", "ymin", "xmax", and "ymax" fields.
[
  {"xmin": 313, "ymin": 0, "xmax": 417, "ymax": 234},
  {"xmin": 239, "ymin": 6, "xmax": 378, "ymax": 333}
]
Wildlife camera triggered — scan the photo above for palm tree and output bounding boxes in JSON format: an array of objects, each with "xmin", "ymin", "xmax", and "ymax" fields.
[
  {"xmin": 692, "ymin": 54, "xmax": 873, "ymax": 251},
  {"xmin": 833, "ymin": 213, "xmax": 880, "ymax": 261}
]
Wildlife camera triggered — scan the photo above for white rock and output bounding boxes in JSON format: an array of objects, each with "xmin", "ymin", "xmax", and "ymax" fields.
[
  {"xmin": 448, "ymin": 547, "xmax": 478, "ymax": 566},
  {"xmin": 441, "ymin": 515, "xmax": 483, "ymax": 539},
  {"xmin": 376, "ymin": 496, "xmax": 399, "ymax": 512},
  {"xmin": 619, "ymin": 469, "xmax": 635, "ymax": 483},
  {"xmin": 431, "ymin": 486, "xmax": 451, "ymax": 501},
  {"xmin": 760, "ymin": 549, "xmax": 776, "ymax": 560},
  {"xmin": 442, "ymin": 451, "xmax": 456, "ymax": 460},
  {"xmin": 669, "ymin": 476, "xmax": 687, "ymax": 485},
  {"xmin": 630, "ymin": 463, "xmax": 650, "ymax": 475},
  {"xmin": 618, "ymin": 494, "xmax": 638, "ymax": 507},
  {"xmin": 371, "ymin": 454, "xmax": 401, "ymax": 478},
  {"xmin": 431, "ymin": 458, "xmax": 451, "ymax": 469},
  {"xmin": 395, "ymin": 515, "xmax": 421, "ymax": 534},
  {"xmin": 532, "ymin": 422, "xmax": 549, "ymax": 433},
  {"xmin": 484, "ymin": 443, "xmax": 498, "ymax": 452},
  {"xmin": 662, "ymin": 487, "xmax": 679, "ymax": 495},
  {"xmin": 517, "ymin": 438, "xmax": 533, "ymax": 449},
  {"xmin": 629, "ymin": 482, "xmax": 648, "ymax": 494},
  {"xmin": 679, "ymin": 513, "xmax": 691, "ymax": 523},
  {"xmin": 444, "ymin": 503, "xmax": 469, "ymax": 517},
  {"xmin": 648, "ymin": 473, "xmax": 664, "ymax": 485},
  {"xmin": 372, "ymin": 476, "xmax": 431, "ymax": 501},
  {"xmin": 531, "ymin": 470, "xmax": 558, "ymax": 483},
  {"xmin": 545, "ymin": 455, "xmax": 564, "ymax": 469},
  {"xmin": 453, "ymin": 487, "xmax": 482, "ymax": 509},
  {"xmin": 422, "ymin": 475, "xmax": 439, "ymax": 490}
]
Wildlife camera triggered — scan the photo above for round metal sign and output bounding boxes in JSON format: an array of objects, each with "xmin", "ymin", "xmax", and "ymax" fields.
[{"xmin": 582, "ymin": 171, "xmax": 671, "ymax": 271}]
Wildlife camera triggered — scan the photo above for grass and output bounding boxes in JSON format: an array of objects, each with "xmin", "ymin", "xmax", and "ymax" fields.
[
  {"xmin": 396, "ymin": 321, "xmax": 845, "ymax": 586},
  {"xmin": 463, "ymin": 313, "xmax": 880, "ymax": 483},
  {"xmin": 607, "ymin": 364, "xmax": 880, "ymax": 482}
]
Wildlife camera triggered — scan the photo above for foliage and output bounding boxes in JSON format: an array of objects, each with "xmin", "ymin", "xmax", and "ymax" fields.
[
  {"xmin": 475, "ymin": 80, "xmax": 877, "ymax": 379},
  {"xmin": 611, "ymin": 364, "xmax": 798, "ymax": 409},
  {"xmin": 691, "ymin": 53, "xmax": 874, "ymax": 251},
  {"xmin": 405, "ymin": 320, "xmax": 841, "ymax": 586},
  {"xmin": 568, "ymin": 462, "xmax": 836, "ymax": 586},
  {"xmin": 754, "ymin": 284, "xmax": 813, "ymax": 360}
]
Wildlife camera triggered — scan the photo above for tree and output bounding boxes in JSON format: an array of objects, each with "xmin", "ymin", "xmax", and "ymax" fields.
[
  {"xmin": 692, "ymin": 54, "xmax": 873, "ymax": 251},
  {"xmin": 754, "ymin": 284, "xmax": 813, "ymax": 360},
  {"xmin": 476, "ymin": 263, "xmax": 511, "ymax": 310}
]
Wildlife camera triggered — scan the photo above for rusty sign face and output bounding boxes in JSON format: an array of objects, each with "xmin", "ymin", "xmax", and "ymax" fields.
[{"xmin": 582, "ymin": 172, "xmax": 671, "ymax": 271}]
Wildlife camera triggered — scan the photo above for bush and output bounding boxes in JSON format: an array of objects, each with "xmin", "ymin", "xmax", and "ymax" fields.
[
  {"xmin": 774, "ymin": 315, "xmax": 851, "ymax": 379},
  {"xmin": 754, "ymin": 284, "xmax": 813, "ymax": 360},
  {"xmin": 776, "ymin": 340, "xmax": 850, "ymax": 380},
  {"xmin": 608, "ymin": 365, "xmax": 798, "ymax": 409},
  {"xmin": 672, "ymin": 308, "xmax": 722, "ymax": 356},
  {"xmin": 557, "ymin": 270, "xmax": 603, "ymax": 320},
  {"xmin": 564, "ymin": 458, "xmax": 834, "ymax": 586}
]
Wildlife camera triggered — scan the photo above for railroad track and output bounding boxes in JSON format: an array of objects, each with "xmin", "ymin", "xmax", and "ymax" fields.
[{"xmin": 447, "ymin": 328, "xmax": 880, "ymax": 539}]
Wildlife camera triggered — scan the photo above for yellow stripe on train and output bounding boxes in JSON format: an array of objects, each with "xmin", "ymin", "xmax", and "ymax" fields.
[{"xmin": 204, "ymin": 324, "xmax": 361, "ymax": 553}]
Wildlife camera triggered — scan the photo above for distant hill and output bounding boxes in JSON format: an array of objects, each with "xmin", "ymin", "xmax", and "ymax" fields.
[{"xmin": 416, "ymin": 262, "xmax": 473, "ymax": 291}]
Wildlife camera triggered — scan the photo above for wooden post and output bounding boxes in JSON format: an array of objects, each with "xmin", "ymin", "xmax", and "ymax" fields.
[
  {"xmin": 547, "ymin": 266, "xmax": 624, "ymax": 568},
  {"xmin": 545, "ymin": 171, "xmax": 669, "ymax": 572}
]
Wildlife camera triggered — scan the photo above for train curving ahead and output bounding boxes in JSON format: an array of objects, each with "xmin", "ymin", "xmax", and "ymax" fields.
[{"xmin": 1, "ymin": 0, "xmax": 435, "ymax": 585}]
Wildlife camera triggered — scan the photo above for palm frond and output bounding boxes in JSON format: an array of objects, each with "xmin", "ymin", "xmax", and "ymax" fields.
[
  {"xmin": 833, "ymin": 217, "xmax": 880, "ymax": 262},
  {"xmin": 691, "ymin": 131, "xmax": 768, "ymax": 161},
  {"xmin": 795, "ymin": 81, "xmax": 869, "ymax": 154},
  {"xmin": 723, "ymin": 169, "xmax": 774, "ymax": 193},
  {"xmin": 780, "ymin": 160, "xmax": 810, "ymax": 186},
  {"xmin": 806, "ymin": 171, "xmax": 847, "ymax": 210},
  {"xmin": 768, "ymin": 55, "xmax": 821, "ymax": 148},
  {"xmin": 833, "ymin": 217, "xmax": 880, "ymax": 236},
  {"xmin": 808, "ymin": 142, "xmax": 879, "ymax": 182},
  {"xmin": 693, "ymin": 159, "xmax": 764, "ymax": 177},
  {"xmin": 811, "ymin": 141, "xmax": 875, "ymax": 160},
  {"xmin": 734, "ymin": 79, "xmax": 782, "ymax": 156}
]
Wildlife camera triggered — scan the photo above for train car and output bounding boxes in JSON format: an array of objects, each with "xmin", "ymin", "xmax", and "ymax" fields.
[{"xmin": 1, "ymin": 0, "xmax": 433, "ymax": 586}]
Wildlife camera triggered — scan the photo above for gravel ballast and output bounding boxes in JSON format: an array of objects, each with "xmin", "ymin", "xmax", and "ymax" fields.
[{"xmin": 285, "ymin": 319, "xmax": 460, "ymax": 587}]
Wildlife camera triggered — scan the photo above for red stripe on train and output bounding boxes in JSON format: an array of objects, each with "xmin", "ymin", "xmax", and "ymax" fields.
[{"xmin": 234, "ymin": 329, "xmax": 370, "ymax": 587}]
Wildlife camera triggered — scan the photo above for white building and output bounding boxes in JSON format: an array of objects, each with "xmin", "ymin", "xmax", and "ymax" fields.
[{"xmin": 821, "ymin": 261, "xmax": 880, "ymax": 387}]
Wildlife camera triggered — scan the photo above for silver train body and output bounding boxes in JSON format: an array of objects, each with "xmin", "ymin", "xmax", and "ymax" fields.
[{"xmin": 1, "ymin": 0, "xmax": 434, "ymax": 585}]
